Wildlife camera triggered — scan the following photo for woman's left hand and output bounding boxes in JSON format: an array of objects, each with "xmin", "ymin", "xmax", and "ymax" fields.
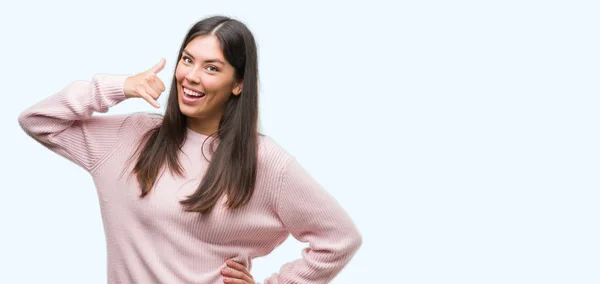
[{"xmin": 221, "ymin": 259, "xmax": 255, "ymax": 284}]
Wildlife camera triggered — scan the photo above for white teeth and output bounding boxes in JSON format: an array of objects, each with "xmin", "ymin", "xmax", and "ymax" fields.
[{"xmin": 183, "ymin": 87, "xmax": 204, "ymax": 97}]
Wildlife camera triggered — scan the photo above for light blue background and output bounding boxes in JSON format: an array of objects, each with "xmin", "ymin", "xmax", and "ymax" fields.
[{"xmin": 1, "ymin": 0, "xmax": 599, "ymax": 283}]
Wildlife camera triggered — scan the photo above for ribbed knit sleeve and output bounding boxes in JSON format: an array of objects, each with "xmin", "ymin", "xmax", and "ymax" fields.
[
  {"xmin": 18, "ymin": 74, "xmax": 132, "ymax": 172},
  {"xmin": 263, "ymin": 158, "xmax": 362, "ymax": 284}
]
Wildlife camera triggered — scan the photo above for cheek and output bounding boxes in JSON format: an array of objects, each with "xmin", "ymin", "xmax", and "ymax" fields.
[
  {"xmin": 202, "ymin": 78, "xmax": 218, "ymax": 90},
  {"xmin": 175, "ymin": 68, "xmax": 185, "ymax": 82},
  {"xmin": 204, "ymin": 77, "xmax": 232, "ymax": 95}
]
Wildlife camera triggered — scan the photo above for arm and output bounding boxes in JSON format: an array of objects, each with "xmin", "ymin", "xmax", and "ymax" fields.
[
  {"xmin": 18, "ymin": 59, "xmax": 166, "ymax": 172},
  {"xmin": 263, "ymin": 158, "xmax": 363, "ymax": 284},
  {"xmin": 18, "ymin": 74, "xmax": 131, "ymax": 171}
]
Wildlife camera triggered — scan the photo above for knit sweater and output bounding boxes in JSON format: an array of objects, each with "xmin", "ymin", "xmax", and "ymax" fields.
[{"xmin": 18, "ymin": 74, "xmax": 362, "ymax": 284}]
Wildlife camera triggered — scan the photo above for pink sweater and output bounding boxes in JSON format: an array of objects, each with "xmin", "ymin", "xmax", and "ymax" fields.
[{"xmin": 18, "ymin": 74, "xmax": 362, "ymax": 284}]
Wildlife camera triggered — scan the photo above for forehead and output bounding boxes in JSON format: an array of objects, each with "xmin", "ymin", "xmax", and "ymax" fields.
[{"xmin": 184, "ymin": 34, "xmax": 225, "ymax": 60}]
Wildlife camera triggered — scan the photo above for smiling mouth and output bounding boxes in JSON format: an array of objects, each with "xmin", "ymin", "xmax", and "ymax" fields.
[{"xmin": 183, "ymin": 87, "xmax": 205, "ymax": 98}]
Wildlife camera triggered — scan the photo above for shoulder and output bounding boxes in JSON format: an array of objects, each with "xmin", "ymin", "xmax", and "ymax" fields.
[
  {"xmin": 256, "ymin": 134, "xmax": 296, "ymax": 173},
  {"xmin": 127, "ymin": 112, "xmax": 163, "ymax": 127},
  {"xmin": 116, "ymin": 111, "xmax": 163, "ymax": 139}
]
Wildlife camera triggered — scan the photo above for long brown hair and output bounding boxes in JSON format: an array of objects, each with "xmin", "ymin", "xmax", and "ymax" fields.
[{"xmin": 131, "ymin": 15, "xmax": 259, "ymax": 214}]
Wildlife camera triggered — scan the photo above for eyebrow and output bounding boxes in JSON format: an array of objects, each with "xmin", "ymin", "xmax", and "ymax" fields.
[{"xmin": 183, "ymin": 50, "xmax": 226, "ymax": 65}]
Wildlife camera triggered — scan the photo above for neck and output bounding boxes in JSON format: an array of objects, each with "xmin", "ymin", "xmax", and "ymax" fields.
[{"xmin": 187, "ymin": 116, "xmax": 220, "ymax": 137}]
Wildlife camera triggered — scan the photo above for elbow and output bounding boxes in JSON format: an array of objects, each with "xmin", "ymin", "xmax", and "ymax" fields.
[
  {"xmin": 18, "ymin": 111, "xmax": 31, "ymax": 133},
  {"xmin": 18, "ymin": 110, "xmax": 44, "ymax": 142},
  {"xmin": 332, "ymin": 225, "xmax": 362, "ymax": 259},
  {"xmin": 348, "ymin": 227, "xmax": 363, "ymax": 256}
]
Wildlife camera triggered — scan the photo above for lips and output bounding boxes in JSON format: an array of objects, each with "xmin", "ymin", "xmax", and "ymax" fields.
[
  {"xmin": 183, "ymin": 86, "xmax": 205, "ymax": 97},
  {"xmin": 181, "ymin": 86, "xmax": 206, "ymax": 104}
]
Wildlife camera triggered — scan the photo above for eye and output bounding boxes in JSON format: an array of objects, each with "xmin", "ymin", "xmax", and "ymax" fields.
[
  {"xmin": 182, "ymin": 56, "xmax": 192, "ymax": 64},
  {"xmin": 206, "ymin": 65, "xmax": 219, "ymax": 72}
]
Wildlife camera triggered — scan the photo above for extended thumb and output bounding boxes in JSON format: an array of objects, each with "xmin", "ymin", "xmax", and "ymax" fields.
[{"xmin": 149, "ymin": 58, "xmax": 166, "ymax": 73}]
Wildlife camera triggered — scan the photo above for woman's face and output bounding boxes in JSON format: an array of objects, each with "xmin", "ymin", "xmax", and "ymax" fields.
[{"xmin": 175, "ymin": 34, "xmax": 242, "ymax": 128}]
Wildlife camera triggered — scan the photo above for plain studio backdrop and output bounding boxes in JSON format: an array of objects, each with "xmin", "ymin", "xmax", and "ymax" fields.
[{"xmin": 1, "ymin": 0, "xmax": 599, "ymax": 283}]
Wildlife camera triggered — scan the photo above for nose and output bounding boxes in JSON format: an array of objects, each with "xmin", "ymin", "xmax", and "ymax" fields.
[{"xmin": 185, "ymin": 69, "xmax": 201, "ymax": 84}]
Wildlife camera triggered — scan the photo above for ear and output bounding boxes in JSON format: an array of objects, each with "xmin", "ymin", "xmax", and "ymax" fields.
[{"xmin": 233, "ymin": 80, "xmax": 243, "ymax": 96}]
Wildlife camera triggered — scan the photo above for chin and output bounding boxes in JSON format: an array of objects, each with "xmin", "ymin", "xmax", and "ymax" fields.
[
  {"xmin": 178, "ymin": 102, "xmax": 198, "ymax": 118},
  {"xmin": 179, "ymin": 104, "xmax": 208, "ymax": 121}
]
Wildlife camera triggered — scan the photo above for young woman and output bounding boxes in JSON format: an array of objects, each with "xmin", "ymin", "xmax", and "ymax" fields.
[{"xmin": 18, "ymin": 15, "xmax": 362, "ymax": 284}]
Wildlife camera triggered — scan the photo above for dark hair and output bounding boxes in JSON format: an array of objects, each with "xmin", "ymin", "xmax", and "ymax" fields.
[{"xmin": 131, "ymin": 15, "xmax": 259, "ymax": 214}]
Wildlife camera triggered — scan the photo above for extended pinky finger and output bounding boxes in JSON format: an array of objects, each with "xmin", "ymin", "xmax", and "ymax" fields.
[{"xmin": 140, "ymin": 92, "xmax": 160, "ymax": 108}]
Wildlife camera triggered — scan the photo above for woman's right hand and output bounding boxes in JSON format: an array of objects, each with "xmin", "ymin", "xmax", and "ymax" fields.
[{"xmin": 124, "ymin": 58, "xmax": 167, "ymax": 108}]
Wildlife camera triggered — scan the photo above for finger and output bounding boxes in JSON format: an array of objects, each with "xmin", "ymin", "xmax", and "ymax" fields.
[
  {"xmin": 149, "ymin": 58, "xmax": 166, "ymax": 74},
  {"xmin": 142, "ymin": 83, "xmax": 160, "ymax": 100},
  {"xmin": 143, "ymin": 77, "xmax": 161, "ymax": 99},
  {"xmin": 147, "ymin": 74, "xmax": 166, "ymax": 94},
  {"xmin": 157, "ymin": 77, "xmax": 166, "ymax": 93},
  {"xmin": 139, "ymin": 90, "xmax": 160, "ymax": 108},
  {"xmin": 226, "ymin": 260, "xmax": 253, "ymax": 279},
  {"xmin": 223, "ymin": 277, "xmax": 249, "ymax": 284},
  {"xmin": 221, "ymin": 268, "xmax": 252, "ymax": 283}
]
